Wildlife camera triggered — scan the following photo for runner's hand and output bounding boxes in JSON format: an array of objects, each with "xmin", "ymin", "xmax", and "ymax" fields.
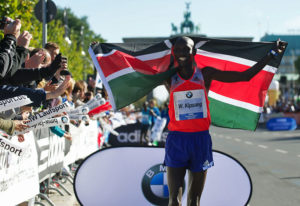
[{"xmin": 275, "ymin": 39, "xmax": 287, "ymax": 54}]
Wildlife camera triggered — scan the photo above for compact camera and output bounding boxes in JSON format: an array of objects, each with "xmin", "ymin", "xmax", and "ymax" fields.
[{"xmin": 0, "ymin": 16, "xmax": 14, "ymax": 30}]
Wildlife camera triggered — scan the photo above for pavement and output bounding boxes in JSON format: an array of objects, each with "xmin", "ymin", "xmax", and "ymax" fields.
[
  {"xmin": 210, "ymin": 125, "xmax": 300, "ymax": 206},
  {"xmin": 38, "ymin": 178, "xmax": 80, "ymax": 206}
]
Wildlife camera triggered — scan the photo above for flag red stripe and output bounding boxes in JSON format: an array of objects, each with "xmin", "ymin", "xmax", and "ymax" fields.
[
  {"xmin": 209, "ymin": 71, "xmax": 273, "ymax": 107},
  {"xmin": 196, "ymin": 55, "xmax": 274, "ymax": 106},
  {"xmin": 195, "ymin": 55, "xmax": 252, "ymax": 72},
  {"xmin": 97, "ymin": 51, "xmax": 171, "ymax": 77}
]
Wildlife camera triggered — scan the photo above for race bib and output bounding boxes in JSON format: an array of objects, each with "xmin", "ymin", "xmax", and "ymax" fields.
[
  {"xmin": 141, "ymin": 114, "xmax": 150, "ymax": 125},
  {"xmin": 173, "ymin": 89, "xmax": 207, "ymax": 121}
]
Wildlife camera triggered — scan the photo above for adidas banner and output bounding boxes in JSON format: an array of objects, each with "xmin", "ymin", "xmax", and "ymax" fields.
[{"xmin": 108, "ymin": 122, "xmax": 168, "ymax": 146}]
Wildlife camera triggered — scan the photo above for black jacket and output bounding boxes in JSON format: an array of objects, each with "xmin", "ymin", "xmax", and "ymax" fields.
[{"xmin": 0, "ymin": 34, "xmax": 17, "ymax": 79}]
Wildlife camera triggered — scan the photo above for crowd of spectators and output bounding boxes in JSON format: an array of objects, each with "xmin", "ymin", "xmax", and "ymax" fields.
[
  {"xmin": 0, "ymin": 18, "xmax": 116, "ymax": 203},
  {"xmin": 0, "ymin": 18, "xmax": 72, "ymax": 139},
  {"xmin": 259, "ymin": 91, "xmax": 300, "ymax": 124},
  {"xmin": 0, "ymin": 18, "xmax": 112, "ymax": 139},
  {"xmin": 0, "ymin": 16, "xmax": 171, "ymax": 153},
  {"xmin": 263, "ymin": 94, "xmax": 300, "ymax": 115},
  {"xmin": 98, "ymin": 98, "xmax": 170, "ymax": 147}
]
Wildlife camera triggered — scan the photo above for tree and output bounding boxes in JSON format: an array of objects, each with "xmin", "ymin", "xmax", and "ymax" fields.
[
  {"xmin": 0, "ymin": 0, "xmax": 36, "ymax": 39},
  {"xmin": 0, "ymin": 0, "xmax": 105, "ymax": 80}
]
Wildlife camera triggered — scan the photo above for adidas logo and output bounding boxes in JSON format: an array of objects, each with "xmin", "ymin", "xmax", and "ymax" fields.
[{"xmin": 203, "ymin": 160, "xmax": 210, "ymax": 167}]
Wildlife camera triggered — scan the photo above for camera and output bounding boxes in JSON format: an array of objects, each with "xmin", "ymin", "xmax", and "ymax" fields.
[
  {"xmin": 0, "ymin": 16, "xmax": 14, "ymax": 30},
  {"xmin": 61, "ymin": 56, "xmax": 68, "ymax": 62},
  {"xmin": 60, "ymin": 70, "xmax": 71, "ymax": 76}
]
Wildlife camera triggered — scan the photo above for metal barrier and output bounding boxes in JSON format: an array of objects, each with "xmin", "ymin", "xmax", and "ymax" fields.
[{"xmin": 0, "ymin": 120, "xmax": 98, "ymax": 206}]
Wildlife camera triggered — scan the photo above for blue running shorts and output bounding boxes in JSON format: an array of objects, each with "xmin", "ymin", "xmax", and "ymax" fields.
[{"xmin": 164, "ymin": 130, "xmax": 214, "ymax": 172}]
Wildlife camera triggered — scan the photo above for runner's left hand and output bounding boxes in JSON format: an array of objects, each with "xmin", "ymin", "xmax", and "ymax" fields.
[{"xmin": 275, "ymin": 39, "xmax": 287, "ymax": 54}]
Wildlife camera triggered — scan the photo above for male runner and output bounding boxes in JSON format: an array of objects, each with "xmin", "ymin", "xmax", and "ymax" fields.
[{"xmin": 164, "ymin": 36, "xmax": 285, "ymax": 206}]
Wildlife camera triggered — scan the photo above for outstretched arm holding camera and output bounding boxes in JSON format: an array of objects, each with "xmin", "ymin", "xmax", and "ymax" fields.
[
  {"xmin": 0, "ymin": 19, "xmax": 21, "ymax": 79},
  {"xmin": 12, "ymin": 31, "xmax": 32, "ymax": 76},
  {"xmin": 1, "ymin": 53, "xmax": 67, "ymax": 85}
]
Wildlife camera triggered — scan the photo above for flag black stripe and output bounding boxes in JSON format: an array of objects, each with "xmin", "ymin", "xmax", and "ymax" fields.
[{"xmin": 92, "ymin": 37, "xmax": 286, "ymax": 68}]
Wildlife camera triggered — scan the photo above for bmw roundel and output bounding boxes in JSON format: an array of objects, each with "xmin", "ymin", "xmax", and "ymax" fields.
[
  {"xmin": 141, "ymin": 164, "xmax": 185, "ymax": 206},
  {"xmin": 186, "ymin": 91, "xmax": 193, "ymax": 98},
  {"xmin": 61, "ymin": 116, "xmax": 69, "ymax": 123}
]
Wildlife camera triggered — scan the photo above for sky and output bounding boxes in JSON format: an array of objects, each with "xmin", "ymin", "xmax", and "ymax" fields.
[
  {"xmin": 53, "ymin": 0, "xmax": 300, "ymax": 43},
  {"xmin": 52, "ymin": 0, "xmax": 300, "ymax": 102}
]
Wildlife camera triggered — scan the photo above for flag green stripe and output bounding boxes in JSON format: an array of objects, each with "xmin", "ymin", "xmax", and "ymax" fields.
[
  {"xmin": 209, "ymin": 97, "xmax": 260, "ymax": 131},
  {"xmin": 108, "ymin": 69, "xmax": 177, "ymax": 110}
]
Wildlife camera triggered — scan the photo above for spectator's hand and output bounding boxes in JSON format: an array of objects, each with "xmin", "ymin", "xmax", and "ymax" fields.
[
  {"xmin": 53, "ymin": 113, "xmax": 64, "ymax": 117},
  {"xmin": 88, "ymin": 77, "xmax": 96, "ymax": 88},
  {"xmin": 90, "ymin": 41, "xmax": 98, "ymax": 46},
  {"xmin": 17, "ymin": 31, "xmax": 32, "ymax": 48},
  {"xmin": 70, "ymin": 120, "xmax": 78, "ymax": 125},
  {"xmin": 63, "ymin": 132, "xmax": 72, "ymax": 141},
  {"xmin": 44, "ymin": 80, "xmax": 58, "ymax": 92},
  {"xmin": 4, "ymin": 19, "xmax": 21, "ymax": 38},
  {"xmin": 25, "ymin": 50, "xmax": 46, "ymax": 68},
  {"xmin": 13, "ymin": 120, "xmax": 30, "ymax": 131},
  {"xmin": 18, "ymin": 134, "xmax": 25, "ymax": 142},
  {"xmin": 46, "ymin": 75, "xmax": 71, "ymax": 100}
]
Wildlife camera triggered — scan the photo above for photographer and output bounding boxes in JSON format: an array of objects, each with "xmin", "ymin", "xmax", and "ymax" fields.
[
  {"xmin": 1, "ymin": 51, "xmax": 67, "ymax": 86},
  {"xmin": 0, "ymin": 18, "xmax": 21, "ymax": 79},
  {"xmin": 0, "ymin": 18, "xmax": 66, "ymax": 86}
]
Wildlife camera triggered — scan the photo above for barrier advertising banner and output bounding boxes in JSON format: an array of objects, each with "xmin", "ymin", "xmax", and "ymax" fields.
[
  {"xmin": 0, "ymin": 133, "xmax": 39, "ymax": 206},
  {"xmin": 0, "ymin": 95, "xmax": 32, "ymax": 112},
  {"xmin": 74, "ymin": 147, "xmax": 252, "ymax": 206},
  {"xmin": 267, "ymin": 117, "xmax": 297, "ymax": 131},
  {"xmin": 0, "ymin": 120, "xmax": 99, "ymax": 205},
  {"xmin": 33, "ymin": 128, "xmax": 65, "ymax": 181}
]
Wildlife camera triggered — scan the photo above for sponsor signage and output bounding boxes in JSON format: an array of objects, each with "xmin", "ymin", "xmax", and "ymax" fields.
[
  {"xmin": 267, "ymin": 117, "xmax": 297, "ymax": 131},
  {"xmin": 74, "ymin": 147, "xmax": 252, "ymax": 206},
  {"xmin": 69, "ymin": 114, "xmax": 89, "ymax": 121},
  {"xmin": 108, "ymin": 122, "xmax": 168, "ymax": 146},
  {"xmin": 141, "ymin": 163, "xmax": 186, "ymax": 205},
  {"xmin": 0, "ymin": 137, "xmax": 25, "ymax": 156},
  {"xmin": 67, "ymin": 94, "xmax": 105, "ymax": 116},
  {"xmin": 0, "ymin": 132, "xmax": 39, "ymax": 205},
  {"xmin": 27, "ymin": 102, "xmax": 71, "ymax": 127},
  {"xmin": 14, "ymin": 116, "xmax": 70, "ymax": 135},
  {"xmin": 0, "ymin": 95, "xmax": 32, "ymax": 112},
  {"xmin": 68, "ymin": 106, "xmax": 89, "ymax": 115}
]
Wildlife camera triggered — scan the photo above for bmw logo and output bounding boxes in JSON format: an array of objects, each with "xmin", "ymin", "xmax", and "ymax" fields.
[
  {"xmin": 82, "ymin": 116, "xmax": 88, "ymax": 121},
  {"xmin": 61, "ymin": 116, "xmax": 69, "ymax": 123},
  {"xmin": 82, "ymin": 107, "xmax": 88, "ymax": 114},
  {"xmin": 186, "ymin": 91, "xmax": 193, "ymax": 98},
  {"xmin": 141, "ymin": 164, "xmax": 185, "ymax": 205}
]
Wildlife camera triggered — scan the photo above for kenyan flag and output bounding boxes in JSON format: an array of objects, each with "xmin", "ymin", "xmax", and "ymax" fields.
[{"xmin": 89, "ymin": 37, "xmax": 286, "ymax": 130}]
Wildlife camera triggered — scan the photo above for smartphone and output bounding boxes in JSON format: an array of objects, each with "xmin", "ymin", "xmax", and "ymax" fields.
[
  {"xmin": 60, "ymin": 70, "xmax": 71, "ymax": 76},
  {"xmin": 61, "ymin": 56, "xmax": 68, "ymax": 63}
]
